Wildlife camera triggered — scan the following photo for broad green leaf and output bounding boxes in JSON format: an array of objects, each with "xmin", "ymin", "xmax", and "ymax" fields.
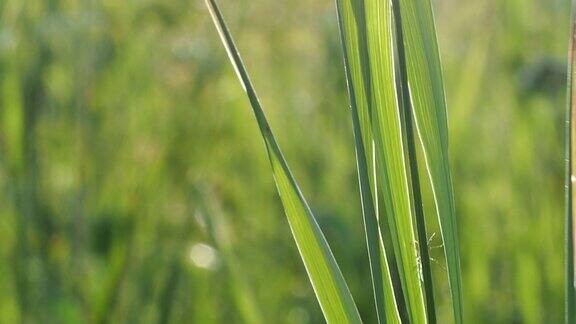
[
  {"xmin": 566, "ymin": 2, "xmax": 576, "ymax": 322},
  {"xmin": 205, "ymin": 1, "xmax": 362, "ymax": 322},
  {"xmin": 396, "ymin": 0, "xmax": 463, "ymax": 321},
  {"xmin": 335, "ymin": 1, "xmax": 401, "ymax": 323}
]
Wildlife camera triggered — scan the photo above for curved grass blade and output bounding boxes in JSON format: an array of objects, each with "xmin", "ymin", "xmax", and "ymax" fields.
[
  {"xmin": 335, "ymin": 1, "xmax": 401, "ymax": 322},
  {"xmin": 566, "ymin": 2, "xmax": 576, "ymax": 322},
  {"xmin": 205, "ymin": 1, "xmax": 362, "ymax": 322},
  {"xmin": 396, "ymin": 0, "xmax": 463, "ymax": 322}
]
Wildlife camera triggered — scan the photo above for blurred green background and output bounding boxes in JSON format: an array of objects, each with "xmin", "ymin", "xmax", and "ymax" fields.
[{"xmin": 0, "ymin": 0, "xmax": 570, "ymax": 323}]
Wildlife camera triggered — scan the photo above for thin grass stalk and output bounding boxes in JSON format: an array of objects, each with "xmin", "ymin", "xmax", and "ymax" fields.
[
  {"xmin": 342, "ymin": 31, "xmax": 389, "ymax": 324},
  {"xmin": 390, "ymin": 0, "xmax": 436, "ymax": 321},
  {"xmin": 566, "ymin": 1, "xmax": 576, "ymax": 322}
]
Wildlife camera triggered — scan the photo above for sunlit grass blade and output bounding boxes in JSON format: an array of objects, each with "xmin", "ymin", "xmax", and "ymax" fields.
[
  {"xmin": 335, "ymin": 1, "xmax": 401, "ymax": 322},
  {"xmin": 566, "ymin": 2, "xmax": 576, "ymax": 322},
  {"xmin": 396, "ymin": 0, "xmax": 463, "ymax": 322},
  {"xmin": 363, "ymin": 0, "xmax": 427, "ymax": 322},
  {"xmin": 336, "ymin": 0, "xmax": 429, "ymax": 322},
  {"xmin": 205, "ymin": 1, "xmax": 362, "ymax": 322},
  {"xmin": 391, "ymin": 0, "xmax": 436, "ymax": 320}
]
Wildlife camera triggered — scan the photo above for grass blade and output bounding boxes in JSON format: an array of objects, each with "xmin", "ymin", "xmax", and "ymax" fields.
[
  {"xmin": 566, "ymin": 2, "xmax": 576, "ymax": 322},
  {"xmin": 395, "ymin": 0, "xmax": 464, "ymax": 322},
  {"xmin": 336, "ymin": 0, "xmax": 428, "ymax": 322},
  {"xmin": 205, "ymin": 1, "xmax": 362, "ymax": 322},
  {"xmin": 391, "ymin": 0, "xmax": 437, "ymax": 320},
  {"xmin": 364, "ymin": 0, "xmax": 427, "ymax": 322},
  {"xmin": 335, "ymin": 1, "xmax": 401, "ymax": 322}
]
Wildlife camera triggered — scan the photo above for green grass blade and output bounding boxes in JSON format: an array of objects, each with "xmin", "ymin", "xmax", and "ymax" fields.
[
  {"xmin": 396, "ymin": 0, "xmax": 463, "ymax": 322},
  {"xmin": 205, "ymin": 1, "xmax": 362, "ymax": 322},
  {"xmin": 335, "ymin": 1, "xmax": 401, "ymax": 322},
  {"xmin": 336, "ymin": 0, "xmax": 430, "ymax": 322},
  {"xmin": 566, "ymin": 2, "xmax": 576, "ymax": 322},
  {"xmin": 363, "ymin": 0, "xmax": 427, "ymax": 322},
  {"xmin": 391, "ymin": 0, "xmax": 436, "ymax": 320}
]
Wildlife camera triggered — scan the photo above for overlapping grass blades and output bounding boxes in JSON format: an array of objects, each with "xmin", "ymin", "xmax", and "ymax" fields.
[
  {"xmin": 391, "ymin": 0, "xmax": 436, "ymax": 320},
  {"xmin": 362, "ymin": 0, "xmax": 427, "ymax": 322},
  {"xmin": 335, "ymin": 1, "xmax": 401, "ymax": 323},
  {"xmin": 337, "ymin": 0, "xmax": 462, "ymax": 322},
  {"xmin": 336, "ymin": 0, "xmax": 444, "ymax": 322},
  {"xmin": 205, "ymin": 0, "xmax": 362, "ymax": 322},
  {"xmin": 207, "ymin": 0, "xmax": 462, "ymax": 322},
  {"xmin": 395, "ymin": 0, "xmax": 463, "ymax": 322},
  {"xmin": 566, "ymin": 1, "xmax": 576, "ymax": 322}
]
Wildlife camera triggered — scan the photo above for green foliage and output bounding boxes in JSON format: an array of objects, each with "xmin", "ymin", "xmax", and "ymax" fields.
[
  {"xmin": 206, "ymin": 1, "xmax": 362, "ymax": 322},
  {"xmin": 0, "ymin": 0, "xmax": 569, "ymax": 323},
  {"xmin": 394, "ymin": 0, "xmax": 463, "ymax": 321},
  {"xmin": 211, "ymin": 0, "xmax": 462, "ymax": 322},
  {"xmin": 335, "ymin": 0, "xmax": 401, "ymax": 322}
]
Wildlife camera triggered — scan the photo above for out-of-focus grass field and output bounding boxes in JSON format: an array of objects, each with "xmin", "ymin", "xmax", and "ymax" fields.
[{"xmin": 0, "ymin": 0, "xmax": 570, "ymax": 323}]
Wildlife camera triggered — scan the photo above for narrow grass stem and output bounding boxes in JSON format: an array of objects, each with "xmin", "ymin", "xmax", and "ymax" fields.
[{"xmin": 566, "ymin": 2, "xmax": 576, "ymax": 322}]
